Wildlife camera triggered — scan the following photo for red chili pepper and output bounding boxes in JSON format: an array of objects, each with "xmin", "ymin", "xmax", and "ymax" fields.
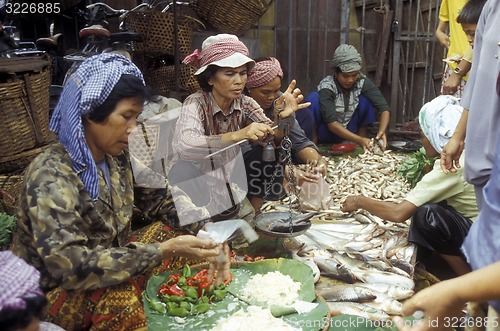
[
  {"xmin": 165, "ymin": 284, "xmax": 185, "ymax": 297},
  {"xmin": 158, "ymin": 283, "xmax": 169, "ymax": 296},
  {"xmin": 167, "ymin": 273, "xmax": 182, "ymax": 285},
  {"xmin": 186, "ymin": 277, "xmax": 198, "ymax": 287}
]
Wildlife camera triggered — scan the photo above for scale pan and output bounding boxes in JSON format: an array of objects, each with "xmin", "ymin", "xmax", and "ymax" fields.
[{"xmin": 254, "ymin": 211, "xmax": 313, "ymax": 238}]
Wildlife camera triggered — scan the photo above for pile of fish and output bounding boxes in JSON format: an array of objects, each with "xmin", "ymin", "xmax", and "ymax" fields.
[{"xmin": 263, "ymin": 149, "xmax": 420, "ymax": 321}]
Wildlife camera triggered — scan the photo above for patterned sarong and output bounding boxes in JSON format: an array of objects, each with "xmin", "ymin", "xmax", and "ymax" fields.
[{"xmin": 44, "ymin": 222, "xmax": 202, "ymax": 331}]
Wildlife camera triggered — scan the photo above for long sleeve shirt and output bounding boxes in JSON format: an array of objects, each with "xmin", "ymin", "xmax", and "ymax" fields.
[{"xmin": 12, "ymin": 143, "xmax": 163, "ymax": 291}]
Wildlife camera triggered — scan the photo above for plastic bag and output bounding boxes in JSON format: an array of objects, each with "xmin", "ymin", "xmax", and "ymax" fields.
[
  {"xmin": 197, "ymin": 219, "xmax": 258, "ymax": 244},
  {"xmin": 298, "ymin": 177, "xmax": 333, "ymax": 211}
]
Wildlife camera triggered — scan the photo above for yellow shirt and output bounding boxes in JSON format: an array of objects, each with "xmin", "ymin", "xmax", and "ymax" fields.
[{"xmin": 439, "ymin": 0, "xmax": 470, "ymax": 70}]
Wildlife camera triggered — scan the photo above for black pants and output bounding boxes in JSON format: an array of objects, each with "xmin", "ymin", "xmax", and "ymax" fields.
[{"xmin": 409, "ymin": 201, "xmax": 473, "ymax": 259}]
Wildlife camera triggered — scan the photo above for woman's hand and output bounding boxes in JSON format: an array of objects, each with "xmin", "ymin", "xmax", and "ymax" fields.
[
  {"xmin": 236, "ymin": 122, "xmax": 275, "ymax": 142},
  {"xmin": 341, "ymin": 196, "xmax": 359, "ymax": 213},
  {"xmin": 206, "ymin": 242, "xmax": 230, "ymax": 286},
  {"xmin": 159, "ymin": 235, "xmax": 220, "ymax": 260},
  {"xmin": 442, "ymin": 74, "xmax": 461, "ymax": 96},
  {"xmin": 288, "ymin": 166, "xmax": 320, "ymax": 186},
  {"xmin": 275, "ymin": 80, "xmax": 311, "ymax": 118},
  {"xmin": 440, "ymin": 136, "xmax": 464, "ymax": 174},
  {"xmin": 392, "ymin": 280, "xmax": 465, "ymax": 331},
  {"xmin": 375, "ymin": 131, "xmax": 388, "ymax": 151},
  {"xmin": 359, "ymin": 137, "xmax": 373, "ymax": 152},
  {"xmin": 435, "ymin": 30, "xmax": 450, "ymax": 49}
]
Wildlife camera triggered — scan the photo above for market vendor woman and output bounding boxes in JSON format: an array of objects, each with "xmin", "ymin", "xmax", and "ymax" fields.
[
  {"xmin": 10, "ymin": 53, "xmax": 230, "ymax": 331},
  {"xmin": 306, "ymin": 44, "xmax": 391, "ymax": 150},
  {"xmin": 171, "ymin": 34, "xmax": 310, "ymax": 215}
]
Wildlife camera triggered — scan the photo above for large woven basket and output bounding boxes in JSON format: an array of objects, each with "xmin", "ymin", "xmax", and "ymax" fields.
[
  {"xmin": 125, "ymin": 10, "xmax": 204, "ymax": 56},
  {"xmin": 0, "ymin": 143, "xmax": 52, "ymax": 174},
  {"xmin": 144, "ymin": 63, "xmax": 200, "ymax": 96},
  {"xmin": 193, "ymin": 0, "xmax": 273, "ymax": 36},
  {"xmin": 0, "ymin": 56, "xmax": 52, "ymax": 157}
]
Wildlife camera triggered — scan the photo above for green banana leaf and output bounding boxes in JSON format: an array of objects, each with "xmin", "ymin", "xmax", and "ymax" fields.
[{"xmin": 144, "ymin": 258, "xmax": 329, "ymax": 331}]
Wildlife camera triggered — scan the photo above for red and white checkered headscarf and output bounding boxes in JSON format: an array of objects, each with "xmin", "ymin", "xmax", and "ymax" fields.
[
  {"xmin": 246, "ymin": 57, "xmax": 283, "ymax": 89},
  {"xmin": 183, "ymin": 34, "xmax": 255, "ymax": 75}
]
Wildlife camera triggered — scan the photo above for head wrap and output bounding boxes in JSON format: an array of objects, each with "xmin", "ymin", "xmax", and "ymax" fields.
[
  {"xmin": 328, "ymin": 44, "xmax": 362, "ymax": 72},
  {"xmin": 0, "ymin": 251, "xmax": 44, "ymax": 311},
  {"xmin": 419, "ymin": 95, "xmax": 463, "ymax": 153},
  {"xmin": 183, "ymin": 34, "xmax": 255, "ymax": 76},
  {"xmin": 246, "ymin": 57, "xmax": 283, "ymax": 89},
  {"xmin": 49, "ymin": 53, "xmax": 144, "ymax": 201}
]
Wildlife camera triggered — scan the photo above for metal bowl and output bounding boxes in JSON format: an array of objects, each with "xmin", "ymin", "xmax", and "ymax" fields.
[{"xmin": 254, "ymin": 211, "xmax": 312, "ymax": 238}]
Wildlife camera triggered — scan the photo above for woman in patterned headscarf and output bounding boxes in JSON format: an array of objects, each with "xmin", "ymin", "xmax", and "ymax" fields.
[
  {"xmin": 172, "ymin": 34, "xmax": 310, "ymax": 218},
  {"xmin": 10, "ymin": 53, "xmax": 229, "ymax": 331}
]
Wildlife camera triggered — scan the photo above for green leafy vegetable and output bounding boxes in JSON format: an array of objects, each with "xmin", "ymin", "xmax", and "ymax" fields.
[
  {"xmin": 397, "ymin": 150, "xmax": 436, "ymax": 188},
  {"xmin": 0, "ymin": 212, "xmax": 17, "ymax": 247}
]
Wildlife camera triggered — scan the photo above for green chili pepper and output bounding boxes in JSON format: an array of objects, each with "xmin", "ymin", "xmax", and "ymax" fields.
[
  {"xmin": 199, "ymin": 295, "xmax": 209, "ymax": 304},
  {"xmin": 165, "ymin": 301, "xmax": 179, "ymax": 312},
  {"xmin": 168, "ymin": 295, "xmax": 186, "ymax": 303},
  {"xmin": 184, "ymin": 286, "xmax": 199, "ymax": 300},
  {"xmin": 212, "ymin": 289, "xmax": 227, "ymax": 302},
  {"xmin": 148, "ymin": 297, "xmax": 167, "ymax": 314},
  {"xmin": 182, "ymin": 264, "xmax": 192, "ymax": 278},
  {"xmin": 159, "ymin": 294, "xmax": 170, "ymax": 303},
  {"xmin": 179, "ymin": 301, "xmax": 191, "ymax": 309},
  {"xmin": 177, "ymin": 276, "xmax": 187, "ymax": 286},
  {"xmin": 168, "ymin": 307, "xmax": 189, "ymax": 317},
  {"xmin": 192, "ymin": 302, "xmax": 210, "ymax": 314}
]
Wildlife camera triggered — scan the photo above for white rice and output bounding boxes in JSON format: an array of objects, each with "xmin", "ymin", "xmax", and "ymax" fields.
[
  {"xmin": 210, "ymin": 306, "xmax": 300, "ymax": 331},
  {"xmin": 240, "ymin": 271, "xmax": 301, "ymax": 307}
]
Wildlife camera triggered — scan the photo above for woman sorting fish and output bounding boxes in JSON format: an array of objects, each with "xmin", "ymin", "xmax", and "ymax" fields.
[
  {"xmin": 169, "ymin": 34, "xmax": 310, "ymax": 226},
  {"xmin": 341, "ymin": 95, "xmax": 478, "ymax": 277}
]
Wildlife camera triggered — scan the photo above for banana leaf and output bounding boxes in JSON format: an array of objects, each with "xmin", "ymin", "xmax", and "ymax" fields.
[{"xmin": 144, "ymin": 258, "xmax": 329, "ymax": 331}]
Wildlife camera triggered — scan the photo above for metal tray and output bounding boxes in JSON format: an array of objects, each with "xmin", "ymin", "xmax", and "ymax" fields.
[{"xmin": 254, "ymin": 211, "xmax": 313, "ymax": 238}]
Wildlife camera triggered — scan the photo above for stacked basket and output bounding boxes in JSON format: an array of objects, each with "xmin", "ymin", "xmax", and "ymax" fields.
[
  {"xmin": 125, "ymin": 6, "xmax": 204, "ymax": 96},
  {"xmin": 0, "ymin": 56, "xmax": 53, "ymax": 215}
]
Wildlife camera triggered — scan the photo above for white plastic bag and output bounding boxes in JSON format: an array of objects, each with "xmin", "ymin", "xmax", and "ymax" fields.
[{"xmin": 298, "ymin": 177, "xmax": 333, "ymax": 211}]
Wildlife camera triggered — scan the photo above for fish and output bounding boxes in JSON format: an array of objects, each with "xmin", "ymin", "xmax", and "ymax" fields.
[
  {"xmin": 353, "ymin": 265, "xmax": 415, "ymax": 290},
  {"xmin": 354, "ymin": 283, "xmax": 414, "ymax": 300},
  {"xmin": 317, "ymin": 284, "xmax": 377, "ymax": 303},
  {"xmin": 314, "ymin": 257, "xmax": 358, "ymax": 284},
  {"xmin": 327, "ymin": 301, "xmax": 391, "ymax": 321}
]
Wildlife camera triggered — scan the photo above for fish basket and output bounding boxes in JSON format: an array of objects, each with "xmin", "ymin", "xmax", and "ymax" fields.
[
  {"xmin": 144, "ymin": 63, "xmax": 200, "ymax": 95},
  {"xmin": 193, "ymin": 0, "xmax": 273, "ymax": 36},
  {"xmin": 125, "ymin": 9, "xmax": 204, "ymax": 56},
  {"xmin": 0, "ymin": 56, "xmax": 52, "ymax": 157},
  {"xmin": 0, "ymin": 171, "xmax": 24, "ymax": 216}
]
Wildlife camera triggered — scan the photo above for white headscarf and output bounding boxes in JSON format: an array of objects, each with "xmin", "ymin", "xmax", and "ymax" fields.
[{"xmin": 419, "ymin": 95, "xmax": 463, "ymax": 153}]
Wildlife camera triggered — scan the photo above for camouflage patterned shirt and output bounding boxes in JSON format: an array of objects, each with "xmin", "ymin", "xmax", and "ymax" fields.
[{"xmin": 11, "ymin": 143, "xmax": 163, "ymax": 291}]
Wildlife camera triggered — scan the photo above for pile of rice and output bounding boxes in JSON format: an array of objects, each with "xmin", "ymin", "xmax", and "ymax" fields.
[
  {"xmin": 240, "ymin": 271, "xmax": 301, "ymax": 307},
  {"xmin": 210, "ymin": 306, "xmax": 300, "ymax": 331}
]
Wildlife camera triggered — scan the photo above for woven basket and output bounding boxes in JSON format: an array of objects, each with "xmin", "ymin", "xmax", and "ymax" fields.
[
  {"xmin": 0, "ymin": 171, "xmax": 24, "ymax": 216},
  {"xmin": 193, "ymin": 0, "xmax": 273, "ymax": 36},
  {"xmin": 0, "ymin": 58, "xmax": 51, "ymax": 157},
  {"xmin": 144, "ymin": 64, "xmax": 200, "ymax": 95},
  {"xmin": 125, "ymin": 10, "xmax": 204, "ymax": 56},
  {"xmin": 0, "ymin": 143, "xmax": 52, "ymax": 174}
]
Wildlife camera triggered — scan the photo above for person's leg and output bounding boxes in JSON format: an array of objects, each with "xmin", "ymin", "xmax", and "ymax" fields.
[
  {"xmin": 346, "ymin": 95, "xmax": 377, "ymax": 136},
  {"xmin": 409, "ymin": 202, "xmax": 473, "ymax": 274},
  {"xmin": 296, "ymin": 92, "xmax": 319, "ymax": 142}
]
